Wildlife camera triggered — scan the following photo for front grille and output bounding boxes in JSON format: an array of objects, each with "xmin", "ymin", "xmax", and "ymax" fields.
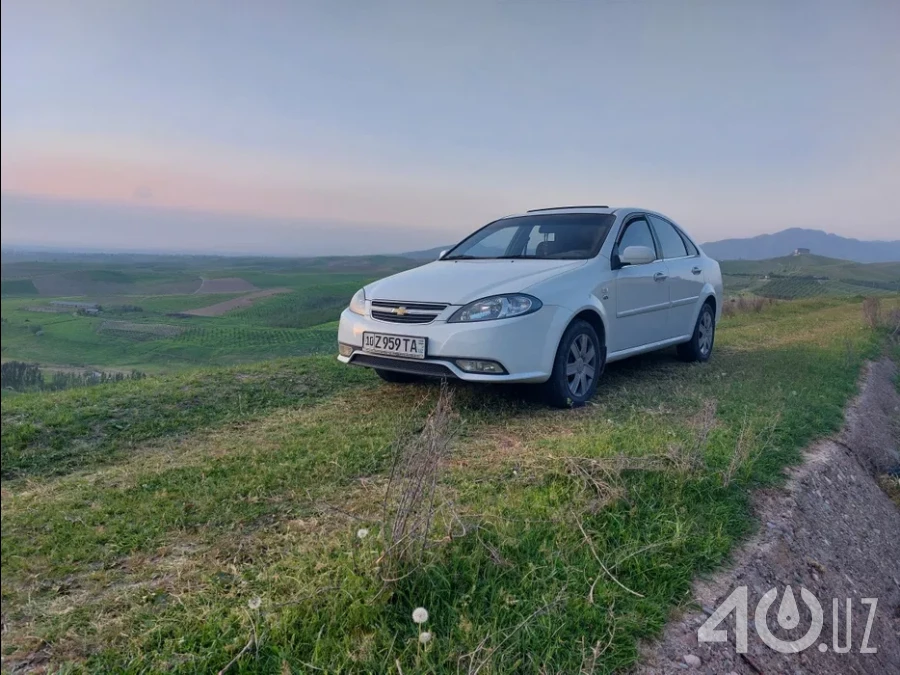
[
  {"xmin": 370, "ymin": 300, "xmax": 448, "ymax": 325},
  {"xmin": 351, "ymin": 354, "xmax": 456, "ymax": 378}
]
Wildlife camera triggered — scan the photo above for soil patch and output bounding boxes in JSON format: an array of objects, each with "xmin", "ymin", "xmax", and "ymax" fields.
[
  {"xmin": 192, "ymin": 277, "xmax": 258, "ymax": 294},
  {"xmin": 638, "ymin": 358, "xmax": 900, "ymax": 674},
  {"xmin": 181, "ymin": 287, "xmax": 291, "ymax": 317}
]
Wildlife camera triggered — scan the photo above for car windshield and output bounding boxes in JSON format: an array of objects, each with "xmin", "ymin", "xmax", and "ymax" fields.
[{"xmin": 443, "ymin": 213, "xmax": 615, "ymax": 260}]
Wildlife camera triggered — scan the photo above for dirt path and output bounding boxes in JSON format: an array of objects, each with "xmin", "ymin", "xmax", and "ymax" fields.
[
  {"xmin": 638, "ymin": 358, "xmax": 900, "ymax": 674},
  {"xmin": 181, "ymin": 287, "xmax": 291, "ymax": 316}
]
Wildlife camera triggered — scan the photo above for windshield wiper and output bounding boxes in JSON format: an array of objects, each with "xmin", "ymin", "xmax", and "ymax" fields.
[
  {"xmin": 495, "ymin": 255, "xmax": 534, "ymax": 259},
  {"xmin": 443, "ymin": 254, "xmax": 479, "ymax": 260}
]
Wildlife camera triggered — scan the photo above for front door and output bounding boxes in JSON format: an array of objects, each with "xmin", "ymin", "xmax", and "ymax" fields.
[{"xmin": 610, "ymin": 217, "xmax": 670, "ymax": 353}]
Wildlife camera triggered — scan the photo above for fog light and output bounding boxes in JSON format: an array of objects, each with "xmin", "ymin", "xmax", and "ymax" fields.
[
  {"xmin": 338, "ymin": 343, "xmax": 354, "ymax": 357},
  {"xmin": 456, "ymin": 359, "xmax": 505, "ymax": 374}
]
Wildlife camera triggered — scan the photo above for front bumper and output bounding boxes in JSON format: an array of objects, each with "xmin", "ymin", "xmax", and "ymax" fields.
[{"xmin": 336, "ymin": 305, "xmax": 569, "ymax": 383}]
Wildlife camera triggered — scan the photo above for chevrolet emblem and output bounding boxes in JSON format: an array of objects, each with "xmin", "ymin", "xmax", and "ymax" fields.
[{"xmin": 392, "ymin": 306, "xmax": 408, "ymax": 316}]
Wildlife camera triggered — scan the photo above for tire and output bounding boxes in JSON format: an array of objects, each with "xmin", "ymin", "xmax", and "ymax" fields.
[
  {"xmin": 374, "ymin": 368, "xmax": 420, "ymax": 384},
  {"xmin": 677, "ymin": 302, "xmax": 715, "ymax": 362},
  {"xmin": 542, "ymin": 319, "xmax": 605, "ymax": 408}
]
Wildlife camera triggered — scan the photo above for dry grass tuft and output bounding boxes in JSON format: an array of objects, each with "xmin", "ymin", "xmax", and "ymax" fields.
[
  {"xmin": 721, "ymin": 296, "xmax": 776, "ymax": 318},
  {"xmin": 887, "ymin": 307, "xmax": 900, "ymax": 340},
  {"xmin": 381, "ymin": 381, "xmax": 459, "ymax": 579},
  {"xmin": 564, "ymin": 457, "xmax": 625, "ymax": 512},
  {"xmin": 862, "ymin": 296, "xmax": 881, "ymax": 329},
  {"xmin": 722, "ymin": 411, "xmax": 781, "ymax": 487},
  {"xmin": 878, "ymin": 474, "xmax": 900, "ymax": 508},
  {"xmin": 664, "ymin": 399, "xmax": 718, "ymax": 474}
]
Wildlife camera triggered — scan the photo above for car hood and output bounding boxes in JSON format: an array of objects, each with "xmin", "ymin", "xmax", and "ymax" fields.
[{"xmin": 366, "ymin": 259, "xmax": 586, "ymax": 305}]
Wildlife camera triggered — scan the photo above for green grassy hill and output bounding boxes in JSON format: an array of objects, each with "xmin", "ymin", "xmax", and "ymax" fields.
[
  {"xmin": 0, "ymin": 257, "xmax": 413, "ymax": 374},
  {"xmin": 0, "ymin": 297, "xmax": 344, "ymax": 372},
  {"xmin": 0, "ymin": 255, "xmax": 421, "ymax": 376},
  {"xmin": 721, "ymin": 254, "xmax": 900, "ymax": 298},
  {"xmin": 2, "ymin": 297, "xmax": 897, "ymax": 673}
]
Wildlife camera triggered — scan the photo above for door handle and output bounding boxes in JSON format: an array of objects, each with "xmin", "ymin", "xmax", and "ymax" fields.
[
  {"xmin": 653, "ymin": 272, "xmax": 668, "ymax": 282},
  {"xmin": 691, "ymin": 266, "xmax": 702, "ymax": 275}
]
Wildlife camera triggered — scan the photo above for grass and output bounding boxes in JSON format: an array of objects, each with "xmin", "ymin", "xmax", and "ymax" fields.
[
  {"xmin": 1, "ymin": 297, "xmax": 893, "ymax": 674},
  {"xmin": 0, "ymin": 279, "xmax": 40, "ymax": 297},
  {"xmin": 0, "ymin": 356, "xmax": 371, "ymax": 479},
  {"xmin": 880, "ymin": 475, "xmax": 900, "ymax": 507},
  {"xmin": 0, "ymin": 260, "xmax": 397, "ymax": 374},
  {"xmin": 0, "ymin": 295, "xmax": 344, "ymax": 373},
  {"xmin": 230, "ymin": 281, "xmax": 368, "ymax": 329},
  {"xmin": 0, "ymin": 257, "xmax": 418, "ymax": 373}
]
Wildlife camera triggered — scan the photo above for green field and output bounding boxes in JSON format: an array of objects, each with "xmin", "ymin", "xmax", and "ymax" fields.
[
  {"xmin": 720, "ymin": 254, "xmax": 900, "ymax": 299},
  {"xmin": 2, "ymin": 293, "xmax": 898, "ymax": 673},
  {"xmin": 1, "ymin": 255, "xmax": 417, "ymax": 374},
  {"xmin": 3, "ymin": 252, "xmax": 898, "ymax": 376}
]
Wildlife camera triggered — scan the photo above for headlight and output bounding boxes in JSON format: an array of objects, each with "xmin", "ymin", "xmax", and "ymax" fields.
[
  {"xmin": 448, "ymin": 294, "xmax": 542, "ymax": 323},
  {"xmin": 349, "ymin": 288, "xmax": 366, "ymax": 315}
]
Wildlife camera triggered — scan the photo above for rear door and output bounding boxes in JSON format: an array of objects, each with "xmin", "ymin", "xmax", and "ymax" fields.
[
  {"xmin": 648, "ymin": 215, "xmax": 703, "ymax": 339},
  {"xmin": 610, "ymin": 216, "xmax": 670, "ymax": 353}
]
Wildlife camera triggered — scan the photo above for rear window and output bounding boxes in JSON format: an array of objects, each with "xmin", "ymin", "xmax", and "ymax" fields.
[
  {"xmin": 649, "ymin": 215, "xmax": 689, "ymax": 259},
  {"xmin": 444, "ymin": 213, "xmax": 615, "ymax": 260}
]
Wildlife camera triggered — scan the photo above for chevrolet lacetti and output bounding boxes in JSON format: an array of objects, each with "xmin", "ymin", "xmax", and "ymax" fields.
[{"xmin": 337, "ymin": 206, "xmax": 723, "ymax": 407}]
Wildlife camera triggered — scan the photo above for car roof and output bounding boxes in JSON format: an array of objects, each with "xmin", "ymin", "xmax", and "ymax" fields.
[
  {"xmin": 500, "ymin": 206, "xmax": 680, "ymax": 221},
  {"xmin": 501, "ymin": 205, "xmax": 626, "ymax": 218}
]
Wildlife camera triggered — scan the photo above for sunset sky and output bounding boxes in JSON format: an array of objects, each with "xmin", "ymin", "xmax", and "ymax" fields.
[{"xmin": 2, "ymin": 1, "xmax": 899, "ymax": 255}]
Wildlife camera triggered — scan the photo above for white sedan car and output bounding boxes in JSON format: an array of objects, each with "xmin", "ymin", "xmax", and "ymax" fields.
[{"xmin": 338, "ymin": 206, "xmax": 722, "ymax": 407}]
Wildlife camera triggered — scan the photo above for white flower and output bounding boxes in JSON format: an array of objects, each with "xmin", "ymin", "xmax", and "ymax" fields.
[
  {"xmin": 412, "ymin": 607, "xmax": 429, "ymax": 624},
  {"xmin": 419, "ymin": 631, "xmax": 432, "ymax": 644},
  {"xmin": 357, "ymin": 528, "xmax": 369, "ymax": 540},
  {"xmin": 248, "ymin": 596, "xmax": 262, "ymax": 610}
]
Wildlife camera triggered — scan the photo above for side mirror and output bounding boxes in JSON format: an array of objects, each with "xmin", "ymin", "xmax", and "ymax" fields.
[
  {"xmin": 438, "ymin": 249, "xmax": 449, "ymax": 260},
  {"xmin": 619, "ymin": 245, "xmax": 655, "ymax": 266}
]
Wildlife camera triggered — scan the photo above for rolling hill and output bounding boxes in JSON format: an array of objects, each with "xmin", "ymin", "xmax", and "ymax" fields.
[
  {"xmin": 720, "ymin": 254, "xmax": 900, "ymax": 298},
  {"xmin": 702, "ymin": 228, "xmax": 900, "ymax": 263}
]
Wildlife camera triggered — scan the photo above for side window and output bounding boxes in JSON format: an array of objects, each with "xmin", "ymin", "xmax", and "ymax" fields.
[
  {"xmin": 617, "ymin": 218, "xmax": 657, "ymax": 258},
  {"xmin": 649, "ymin": 215, "xmax": 688, "ymax": 259},
  {"xmin": 679, "ymin": 231, "xmax": 699, "ymax": 256}
]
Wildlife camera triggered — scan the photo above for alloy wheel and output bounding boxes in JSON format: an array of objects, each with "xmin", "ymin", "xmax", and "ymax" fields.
[
  {"xmin": 565, "ymin": 333, "xmax": 597, "ymax": 397},
  {"xmin": 698, "ymin": 309, "xmax": 713, "ymax": 356}
]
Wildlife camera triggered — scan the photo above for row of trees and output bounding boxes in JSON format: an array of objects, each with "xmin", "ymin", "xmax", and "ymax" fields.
[{"xmin": 0, "ymin": 361, "xmax": 146, "ymax": 393}]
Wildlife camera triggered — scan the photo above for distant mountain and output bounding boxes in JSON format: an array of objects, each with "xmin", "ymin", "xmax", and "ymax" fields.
[{"xmin": 702, "ymin": 228, "xmax": 900, "ymax": 263}]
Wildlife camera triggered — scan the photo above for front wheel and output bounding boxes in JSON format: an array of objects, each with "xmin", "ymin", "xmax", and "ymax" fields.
[
  {"xmin": 542, "ymin": 319, "xmax": 605, "ymax": 408},
  {"xmin": 677, "ymin": 302, "xmax": 715, "ymax": 362}
]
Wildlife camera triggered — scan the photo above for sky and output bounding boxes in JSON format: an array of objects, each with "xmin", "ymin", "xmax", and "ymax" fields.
[{"xmin": 2, "ymin": 0, "xmax": 899, "ymax": 255}]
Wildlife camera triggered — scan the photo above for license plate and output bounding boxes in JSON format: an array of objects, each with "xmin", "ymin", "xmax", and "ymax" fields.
[{"xmin": 362, "ymin": 332, "xmax": 426, "ymax": 359}]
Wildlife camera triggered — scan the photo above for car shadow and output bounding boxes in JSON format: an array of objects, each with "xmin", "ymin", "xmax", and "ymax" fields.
[{"xmin": 406, "ymin": 347, "xmax": 689, "ymax": 413}]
